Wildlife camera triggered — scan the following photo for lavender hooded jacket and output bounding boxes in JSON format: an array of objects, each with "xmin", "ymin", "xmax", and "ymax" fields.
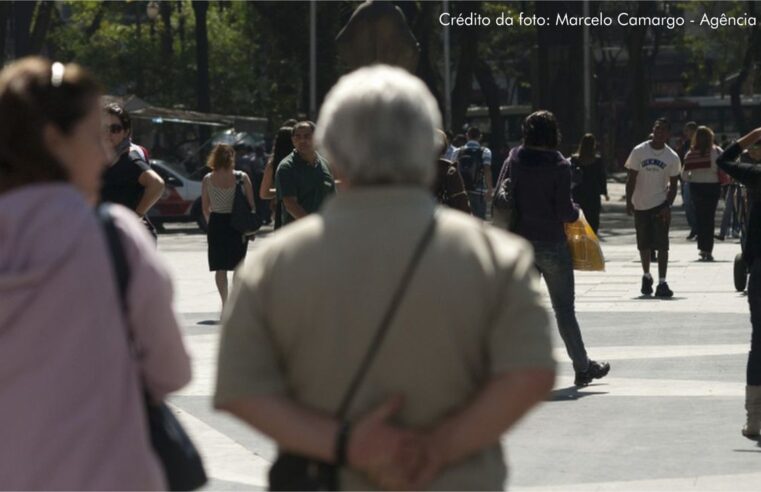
[{"xmin": 0, "ymin": 184, "xmax": 191, "ymax": 490}]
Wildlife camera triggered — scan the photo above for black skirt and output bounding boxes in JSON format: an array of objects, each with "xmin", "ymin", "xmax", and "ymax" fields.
[{"xmin": 207, "ymin": 212, "xmax": 247, "ymax": 271}]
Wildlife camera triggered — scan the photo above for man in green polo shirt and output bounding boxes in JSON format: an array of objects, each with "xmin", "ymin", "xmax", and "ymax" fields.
[{"xmin": 275, "ymin": 120, "xmax": 336, "ymax": 226}]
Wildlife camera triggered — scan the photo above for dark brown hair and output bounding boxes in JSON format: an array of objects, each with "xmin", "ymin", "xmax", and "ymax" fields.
[
  {"xmin": 104, "ymin": 102, "xmax": 131, "ymax": 134},
  {"xmin": 267, "ymin": 126, "xmax": 294, "ymax": 168},
  {"xmin": 207, "ymin": 144, "xmax": 235, "ymax": 170},
  {"xmin": 0, "ymin": 57, "xmax": 101, "ymax": 193},
  {"xmin": 523, "ymin": 110, "xmax": 560, "ymax": 149},
  {"xmin": 575, "ymin": 133, "xmax": 597, "ymax": 162}
]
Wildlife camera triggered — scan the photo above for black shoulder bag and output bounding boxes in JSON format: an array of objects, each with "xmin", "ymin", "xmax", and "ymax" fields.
[
  {"xmin": 230, "ymin": 172, "xmax": 262, "ymax": 237},
  {"xmin": 268, "ymin": 214, "xmax": 438, "ymax": 491},
  {"xmin": 98, "ymin": 204, "xmax": 208, "ymax": 491}
]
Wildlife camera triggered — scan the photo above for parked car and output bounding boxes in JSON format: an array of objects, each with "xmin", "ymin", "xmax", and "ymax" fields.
[{"xmin": 148, "ymin": 159, "xmax": 207, "ymax": 231}]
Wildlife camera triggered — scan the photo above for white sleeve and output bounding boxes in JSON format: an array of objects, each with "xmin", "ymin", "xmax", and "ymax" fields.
[
  {"xmin": 624, "ymin": 147, "xmax": 641, "ymax": 171},
  {"xmin": 482, "ymin": 147, "xmax": 493, "ymax": 166},
  {"xmin": 669, "ymin": 153, "xmax": 681, "ymax": 177}
]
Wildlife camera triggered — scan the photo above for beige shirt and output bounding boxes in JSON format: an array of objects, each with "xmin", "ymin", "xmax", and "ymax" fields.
[{"xmin": 214, "ymin": 187, "xmax": 554, "ymax": 491}]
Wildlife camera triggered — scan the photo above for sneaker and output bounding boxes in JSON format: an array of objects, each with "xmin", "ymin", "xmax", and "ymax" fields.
[
  {"xmin": 699, "ymin": 251, "xmax": 714, "ymax": 262},
  {"xmin": 715, "ymin": 234, "xmax": 725, "ymax": 241},
  {"xmin": 574, "ymin": 360, "xmax": 611, "ymax": 387},
  {"xmin": 641, "ymin": 275, "xmax": 654, "ymax": 295},
  {"xmin": 687, "ymin": 232, "xmax": 697, "ymax": 240},
  {"xmin": 655, "ymin": 282, "xmax": 674, "ymax": 298}
]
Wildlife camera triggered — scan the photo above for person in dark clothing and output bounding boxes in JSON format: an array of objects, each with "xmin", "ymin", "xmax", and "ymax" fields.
[
  {"xmin": 679, "ymin": 122, "xmax": 698, "ymax": 240},
  {"xmin": 501, "ymin": 110, "xmax": 610, "ymax": 387},
  {"xmin": 259, "ymin": 127, "xmax": 294, "ymax": 230},
  {"xmin": 101, "ymin": 103, "xmax": 165, "ymax": 240},
  {"xmin": 433, "ymin": 129, "xmax": 471, "ymax": 213},
  {"xmin": 716, "ymin": 128, "xmax": 761, "ymax": 439},
  {"xmin": 570, "ymin": 133, "xmax": 609, "ymax": 234}
]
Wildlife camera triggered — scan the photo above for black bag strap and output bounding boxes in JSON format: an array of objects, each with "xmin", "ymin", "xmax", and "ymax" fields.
[
  {"xmin": 335, "ymin": 213, "xmax": 438, "ymax": 419},
  {"xmin": 98, "ymin": 204, "xmax": 130, "ymax": 317}
]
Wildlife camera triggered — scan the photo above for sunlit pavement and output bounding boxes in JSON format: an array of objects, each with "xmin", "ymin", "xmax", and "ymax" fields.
[{"xmin": 159, "ymin": 183, "xmax": 761, "ymax": 491}]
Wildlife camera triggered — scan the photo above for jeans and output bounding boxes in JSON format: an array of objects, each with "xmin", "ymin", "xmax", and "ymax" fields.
[
  {"xmin": 748, "ymin": 260, "xmax": 761, "ymax": 385},
  {"xmin": 690, "ymin": 182, "xmax": 720, "ymax": 253},
  {"xmin": 469, "ymin": 192, "xmax": 486, "ymax": 219},
  {"xmin": 682, "ymin": 181, "xmax": 697, "ymax": 234},
  {"xmin": 532, "ymin": 241, "xmax": 590, "ymax": 372}
]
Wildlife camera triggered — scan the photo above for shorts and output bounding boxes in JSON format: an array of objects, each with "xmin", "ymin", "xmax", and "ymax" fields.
[{"xmin": 634, "ymin": 203, "xmax": 670, "ymax": 251}]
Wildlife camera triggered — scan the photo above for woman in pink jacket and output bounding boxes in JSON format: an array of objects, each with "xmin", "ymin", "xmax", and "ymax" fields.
[{"xmin": 0, "ymin": 58, "xmax": 191, "ymax": 489}]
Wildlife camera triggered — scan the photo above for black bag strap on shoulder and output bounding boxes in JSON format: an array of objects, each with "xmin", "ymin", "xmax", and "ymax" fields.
[
  {"xmin": 335, "ymin": 213, "xmax": 438, "ymax": 419},
  {"xmin": 98, "ymin": 204, "xmax": 130, "ymax": 314}
]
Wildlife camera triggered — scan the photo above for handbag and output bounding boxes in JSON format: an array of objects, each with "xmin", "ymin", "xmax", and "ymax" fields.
[
  {"xmin": 268, "ymin": 214, "xmax": 439, "ymax": 491},
  {"xmin": 98, "ymin": 205, "xmax": 208, "ymax": 491},
  {"xmin": 230, "ymin": 172, "xmax": 262, "ymax": 236},
  {"xmin": 492, "ymin": 161, "xmax": 519, "ymax": 231}
]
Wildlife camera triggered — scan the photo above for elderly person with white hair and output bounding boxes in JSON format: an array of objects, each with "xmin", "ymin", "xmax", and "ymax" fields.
[{"xmin": 214, "ymin": 65, "xmax": 556, "ymax": 490}]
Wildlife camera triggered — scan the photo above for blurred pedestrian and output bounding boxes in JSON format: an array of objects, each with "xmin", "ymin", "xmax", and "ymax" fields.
[
  {"xmin": 682, "ymin": 126, "xmax": 723, "ymax": 261},
  {"xmin": 717, "ymin": 128, "xmax": 761, "ymax": 439},
  {"xmin": 452, "ymin": 127, "xmax": 493, "ymax": 219},
  {"xmin": 214, "ymin": 65, "xmax": 555, "ymax": 490},
  {"xmin": 433, "ymin": 129, "xmax": 470, "ymax": 213},
  {"xmin": 679, "ymin": 122, "xmax": 698, "ymax": 240},
  {"xmin": 570, "ymin": 133, "xmax": 609, "ymax": 234},
  {"xmin": 502, "ymin": 110, "xmax": 610, "ymax": 387},
  {"xmin": 275, "ymin": 121, "xmax": 336, "ymax": 226},
  {"xmin": 201, "ymin": 144, "xmax": 255, "ymax": 310},
  {"xmin": 259, "ymin": 126, "xmax": 294, "ymax": 230},
  {"xmin": 625, "ymin": 118, "xmax": 681, "ymax": 298},
  {"xmin": 101, "ymin": 102, "xmax": 165, "ymax": 240},
  {"xmin": 0, "ymin": 57, "xmax": 190, "ymax": 490}
]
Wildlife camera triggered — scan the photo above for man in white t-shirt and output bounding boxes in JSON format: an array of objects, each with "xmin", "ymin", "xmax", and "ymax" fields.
[{"xmin": 625, "ymin": 118, "xmax": 681, "ymax": 298}]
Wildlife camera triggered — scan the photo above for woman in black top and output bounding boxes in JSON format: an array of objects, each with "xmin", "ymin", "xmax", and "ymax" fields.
[
  {"xmin": 717, "ymin": 128, "xmax": 761, "ymax": 439},
  {"xmin": 259, "ymin": 127, "xmax": 295, "ymax": 230},
  {"xmin": 570, "ymin": 133, "xmax": 609, "ymax": 234}
]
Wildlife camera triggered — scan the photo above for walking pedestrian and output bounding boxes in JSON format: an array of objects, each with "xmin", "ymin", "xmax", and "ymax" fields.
[
  {"xmin": 716, "ymin": 128, "xmax": 761, "ymax": 439},
  {"xmin": 101, "ymin": 102, "xmax": 165, "ymax": 240},
  {"xmin": 201, "ymin": 144, "xmax": 255, "ymax": 309},
  {"xmin": 678, "ymin": 122, "xmax": 699, "ymax": 240},
  {"xmin": 682, "ymin": 126, "xmax": 723, "ymax": 261},
  {"xmin": 0, "ymin": 57, "xmax": 190, "ymax": 490},
  {"xmin": 625, "ymin": 118, "xmax": 681, "ymax": 298},
  {"xmin": 501, "ymin": 110, "xmax": 610, "ymax": 387},
  {"xmin": 259, "ymin": 126, "xmax": 294, "ymax": 230},
  {"xmin": 719, "ymin": 143, "xmax": 761, "ymax": 240},
  {"xmin": 433, "ymin": 129, "xmax": 471, "ymax": 213},
  {"xmin": 452, "ymin": 126, "xmax": 494, "ymax": 219},
  {"xmin": 275, "ymin": 121, "xmax": 336, "ymax": 226},
  {"xmin": 214, "ymin": 65, "xmax": 556, "ymax": 491},
  {"xmin": 570, "ymin": 133, "xmax": 609, "ymax": 234}
]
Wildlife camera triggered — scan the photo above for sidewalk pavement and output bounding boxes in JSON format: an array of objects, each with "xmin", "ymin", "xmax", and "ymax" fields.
[{"xmin": 157, "ymin": 181, "xmax": 760, "ymax": 491}]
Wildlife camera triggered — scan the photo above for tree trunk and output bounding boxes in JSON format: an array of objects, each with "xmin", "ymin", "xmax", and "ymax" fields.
[
  {"xmin": 450, "ymin": 1, "xmax": 480, "ymax": 133},
  {"xmin": 160, "ymin": 0, "xmax": 173, "ymax": 62},
  {"xmin": 0, "ymin": 3, "xmax": 9, "ymax": 63},
  {"xmin": 12, "ymin": 1, "xmax": 35, "ymax": 58},
  {"xmin": 85, "ymin": 2, "xmax": 105, "ymax": 40},
  {"xmin": 29, "ymin": 1, "xmax": 54, "ymax": 54},
  {"xmin": 534, "ymin": 1, "xmax": 585, "ymax": 153},
  {"xmin": 625, "ymin": 1, "xmax": 656, "ymax": 149},
  {"xmin": 730, "ymin": 2, "xmax": 759, "ymax": 135},
  {"xmin": 410, "ymin": 1, "xmax": 443, "ymax": 112},
  {"xmin": 192, "ymin": 0, "xmax": 211, "ymax": 112},
  {"xmin": 474, "ymin": 59, "xmax": 505, "ymax": 156}
]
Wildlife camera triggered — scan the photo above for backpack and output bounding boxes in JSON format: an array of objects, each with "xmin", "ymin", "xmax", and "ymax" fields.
[{"xmin": 457, "ymin": 146, "xmax": 484, "ymax": 192}]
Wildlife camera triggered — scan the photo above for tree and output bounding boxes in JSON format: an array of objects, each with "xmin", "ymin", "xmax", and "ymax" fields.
[{"xmin": 192, "ymin": 0, "xmax": 210, "ymax": 112}]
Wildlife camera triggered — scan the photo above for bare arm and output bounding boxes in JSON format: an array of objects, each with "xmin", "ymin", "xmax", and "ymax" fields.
[
  {"xmin": 282, "ymin": 196, "xmax": 308, "ymax": 220},
  {"xmin": 136, "ymin": 169, "xmax": 165, "ymax": 216},
  {"xmin": 666, "ymin": 176, "xmax": 679, "ymax": 206},
  {"xmin": 625, "ymin": 169, "xmax": 638, "ymax": 215},
  {"xmin": 201, "ymin": 176, "xmax": 211, "ymax": 223},
  {"xmin": 717, "ymin": 128, "xmax": 761, "ymax": 188},
  {"xmin": 259, "ymin": 161, "xmax": 276, "ymax": 200},
  {"xmin": 484, "ymin": 167, "xmax": 494, "ymax": 197},
  {"xmin": 414, "ymin": 369, "xmax": 555, "ymax": 487},
  {"xmin": 216, "ymin": 394, "xmax": 425, "ymax": 488},
  {"xmin": 242, "ymin": 173, "xmax": 255, "ymax": 209}
]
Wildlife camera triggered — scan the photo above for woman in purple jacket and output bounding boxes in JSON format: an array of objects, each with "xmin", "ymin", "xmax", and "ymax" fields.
[
  {"xmin": 501, "ymin": 111, "xmax": 610, "ymax": 387},
  {"xmin": 0, "ymin": 58, "xmax": 191, "ymax": 490}
]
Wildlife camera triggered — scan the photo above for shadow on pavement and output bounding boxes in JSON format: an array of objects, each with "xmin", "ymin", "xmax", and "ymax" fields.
[
  {"xmin": 549, "ymin": 385, "xmax": 608, "ymax": 402},
  {"xmin": 197, "ymin": 320, "xmax": 221, "ymax": 326}
]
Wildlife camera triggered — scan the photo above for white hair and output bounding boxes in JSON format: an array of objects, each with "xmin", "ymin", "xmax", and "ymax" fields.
[{"xmin": 315, "ymin": 65, "xmax": 441, "ymax": 186}]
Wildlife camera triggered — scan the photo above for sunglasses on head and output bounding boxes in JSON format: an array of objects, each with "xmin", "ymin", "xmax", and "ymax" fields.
[{"xmin": 104, "ymin": 124, "xmax": 124, "ymax": 134}]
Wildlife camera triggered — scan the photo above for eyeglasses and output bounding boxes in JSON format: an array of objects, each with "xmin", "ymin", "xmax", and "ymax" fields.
[{"xmin": 104, "ymin": 124, "xmax": 124, "ymax": 134}]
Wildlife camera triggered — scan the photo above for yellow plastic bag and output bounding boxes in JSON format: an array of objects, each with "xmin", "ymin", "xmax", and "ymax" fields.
[{"xmin": 564, "ymin": 211, "xmax": 605, "ymax": 271}]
